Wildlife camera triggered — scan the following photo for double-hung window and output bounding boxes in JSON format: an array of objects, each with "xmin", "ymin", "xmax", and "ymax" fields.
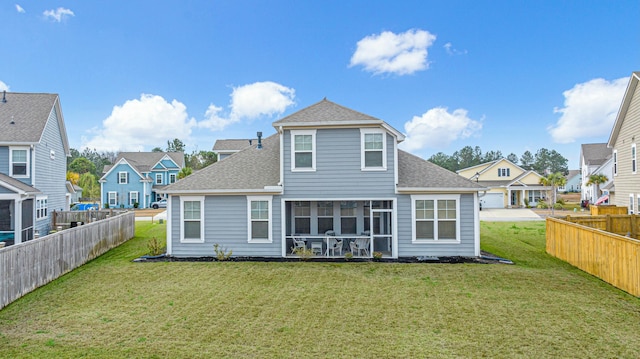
[
  {"xmin": 361, "ymin": 129, "xmax": 386, "ymax": 170},
  {"xmin": 129, "ymin": 191, "xmax": 139, "ymax": 207},
  {"xmin": 412, "ymin": 195, "xmax": 460, "ymax": 242},
  {"xmin": 632, "ymin": 144, "xmax": 636, "ymax": 174},
  {"xmin": 10, "ymin": 147, "xmax": 29, "ymax": 177},
  {"xmin": 248, "ymin": 196, "xmax": 272, "ymax": 243},
  {"xmin": 108, "ymin": 192, "xmax": 118, "ymax": 207},
  {"xmin": 118, "ymin": 172, "xmax": 128, "ymax": 184},
  {"xmin": 613, "ymin": 150, "xmax": 618, "ymax": 176},
  {"xmin": 156, "ymin": 173, "xmax": 163, "ymax": 184},
  {"xmin": 181, "ymin": 196, "xmax": 204, "ymax": 243},
  {"xmin": 36, "ymin": 197, "xmax": 48, "ymax": 220},
  {"xmin": 291, "ymin": 130, "xmax": 316, "ymax": 171},
  {"xmin": 170, "ymin": 173, "xmax": 177, "ymax": 183}
]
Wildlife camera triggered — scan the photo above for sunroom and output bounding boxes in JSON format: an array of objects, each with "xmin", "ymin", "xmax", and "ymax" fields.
[{"xmin": 283, "ymin": 199, "xmax": 395, "ymax": 258}]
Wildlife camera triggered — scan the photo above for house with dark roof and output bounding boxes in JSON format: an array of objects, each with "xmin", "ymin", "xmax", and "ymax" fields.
[
  {"xmin": 607, "ymin": 71, "xmax": 640, "ymax": 213},
  {"xmin": 457, "ymin": 158, "xmax": 548, "ymax": 208},
  {"xmin": 212, "ymin": 138, "xmax": 255, "ymax": 160},
  {"xmin": 161, "ymin": 99, "xmax": 485, "ymax": 259},
  {"xmin": 579, "ymin": 143, "xmax": 613, "ymax": 204},
  {"xmin": 0, "ymin": 92, "xmax": 71, "ymax": 244},
  {"xmin": 99, "ymin": 152, "xmax": 184, "ymax": 209}
]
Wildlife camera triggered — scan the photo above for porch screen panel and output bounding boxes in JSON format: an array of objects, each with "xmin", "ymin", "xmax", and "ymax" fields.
[
  {"xmin": 340, "ymin": 201, "xmax": 357, "ymax": 234},
  {"xmin": 317, "ymin": 201, "xmax": 334, "ymax": 234},
  {"xmin": 294, "ymin": 201, "xmax": 310, "ymax": 234}
]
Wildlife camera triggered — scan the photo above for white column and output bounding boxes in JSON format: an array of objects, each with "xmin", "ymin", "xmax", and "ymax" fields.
[{"xmin": 14, "ymin": 199, "xmax": 22, "ymax": 244}]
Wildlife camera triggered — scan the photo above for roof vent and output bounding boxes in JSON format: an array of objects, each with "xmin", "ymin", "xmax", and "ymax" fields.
[
  {"xmin": 1, "ymin": 91, "xmax": 6, "ymax": 103},
  {"xmin": 256, "ymin": 131, "xmax": 263, "ymax": 149},
  {"xmin": 10, "ymin": 116, "xmax": 14, "ymax": 125}
]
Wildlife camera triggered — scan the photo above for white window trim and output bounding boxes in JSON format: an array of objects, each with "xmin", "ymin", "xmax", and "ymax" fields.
[
  {"xmin": 108, "ymin": 191, "xmax": 118, "ymax": 207},
  {"xmin": 290, "ymin": 130, "xmax": 316, "ymax": 172},
  {"xmin": 613, "ymin": 149, "xmax": 618, "ymax": 176},
  {"xmin": 180, "ymin": 196, "xmax": 205, "ymax": 243},
  {"xmin": 9, "ymin": 146, "xmax": 30, "ymax": 178},
  {"xmin": 360, "ymin": 129, "xmax": 387, "ymax": 171},
  {"xmin": 155, "ymin": 173, "xmax": 163, "ymax": 184},
  {"xmin": 118, "ymin": 171, "xmax": 128, "ymax": 184},
  {"xmin": 632, "ymin": 144, "xmax": 637, "ymax": 175},
  {"xmin": 170, "ymin": 173, "xmax": 177, "ymax": 184},
  {"xmin": 36, "ymin": 196, "xmax": 48, "ymax": 220},
  {"xmin": 411, "ymin": 194, "xmax": 461, "ymax": 244},
  {"xmin": 629, "ymin": 194, "xmax": 635, "ymax": 215},
  {"xmin": 247, "ymin": 195, "xmax": 273, "ymax": 243},
  {"xmin": 129, "ymin": 191, "xmax": 139, "ymax": 206}
]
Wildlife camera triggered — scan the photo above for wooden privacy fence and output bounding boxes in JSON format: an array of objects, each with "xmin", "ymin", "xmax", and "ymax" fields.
[
  {"xmin": 51, "ymin": 209, "xmax": 128, "ymax": 231},
  {"xmin": 590, "ymin": 205, "xmax": 628, "ymax": 216},
  {"xmin": 546, "ymin": 217, "xmax": 640, "ymax": 297},
  {"xmin": 560, "ymin": 214, "xmax": 640, "ymax": 239},
  {"xmin": 0, "ymin": 211, "xmax": 135, "ymax": 310}
]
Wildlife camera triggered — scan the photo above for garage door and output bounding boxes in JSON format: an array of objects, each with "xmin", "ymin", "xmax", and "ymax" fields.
[{"xmin": 480, "ymin": 193, "xmax": 504, "ymax": 209}]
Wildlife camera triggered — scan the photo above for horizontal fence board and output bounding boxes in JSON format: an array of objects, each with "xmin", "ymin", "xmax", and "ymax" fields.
[
  {"xmin": 0, "ymin": 212, "xmax": 135, "ymax": 310},
  {"xmin": 547, "ymin": 217, "xmax": 640, "ymax": 297}
]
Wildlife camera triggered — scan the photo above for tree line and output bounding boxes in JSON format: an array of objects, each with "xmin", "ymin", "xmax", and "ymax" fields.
[
  {"xmin": 427, "ymin": 146, "xmax": 569, "ymax": 175},
  {"xmin": 66, "ymin": 138, "xmax": 217, "ymax": 200}
]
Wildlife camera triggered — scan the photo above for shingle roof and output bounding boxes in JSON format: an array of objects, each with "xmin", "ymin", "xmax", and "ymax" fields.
[
  {"xmin": 581, "ymin": 143, "xmax": 611, "ymax": 166},
  {"xmin": 0, "ymin": 92, "xmax": 58, "ymax": 143},
  {"xmin": 0, "ymin": 173, "xmax": 42, "ymax": 195},
  {"xmin": 213, "ymin": 139, "xmax": 256, "ymax": 151},
  {"xmin": 273, "ymin": 98, "xmax": 384, "ymax": 126},
  {"xmin": 104, "ymin": 152, "xmax": 185, "ymax": 174},
  {"xmin": 397, "ymin": 150, "xmax": 485, "ymax": 190},
  {"xmin": 163, "ymin": 134, "xmax": 280, "ymax": 192}
]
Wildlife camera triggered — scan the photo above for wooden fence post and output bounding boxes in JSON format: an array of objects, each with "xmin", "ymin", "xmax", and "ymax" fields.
[{"xmin": 606, "ymin": 215, "xmax": 612, "ymax": 233}]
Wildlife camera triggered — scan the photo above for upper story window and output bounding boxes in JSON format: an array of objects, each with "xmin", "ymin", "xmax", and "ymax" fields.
[
  {"xmin": 361, "ymin": 129, "xmax": 386, "ymax": 170},
  {"xmin": 10, "ymin": 147, "xmax": 29, "ymax": 177},
  {"xmin": 118, "ymin": 171, "xmax": 128, "ymax": 184},
  {"xmin": 613, "ymin": 150, "xmax": 617, "ymax": 176},
  {"xmin": 291, "ymin": 130, "xmax": 316, "ymax": 171},
  {"xmin": 156, "ymin": 173, "xmax": 163, "ymax": 184},
  {"xmin": 632, "ymin": 144, "xmax": 636, "ymax": 174},
  {"xmin": 498, "ymin": 168, "xmax": 510, "ymax": 177},
  {"xmin": 170, "ymin": 173, "xmax": 177, "ymax": 183}
]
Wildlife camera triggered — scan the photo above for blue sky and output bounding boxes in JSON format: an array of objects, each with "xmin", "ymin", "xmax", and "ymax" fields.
[{"xmin": 1, "ymin": 1, "xmax": 638, "ymax": 168}]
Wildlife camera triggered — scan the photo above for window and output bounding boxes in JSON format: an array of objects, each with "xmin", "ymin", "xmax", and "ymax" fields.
[
  {"xmin": 637, "ymin": 195, "xmax": 640, "ymax": 215},
  {"xmin": 294, "ymin": 201, "xmax": 311, "ymax": 234},
  {"xmin": 361, "ymin": 129, "xmax": 386, "ymax": 170},
  {"xmin": 498, "ymin": 168, "xmax": 510, "ymax": 177},
  {"xmin": 613, "ymin": 150, "xmax": 617, "ymax": 176},
  {"xmin": 317, "ymin": 201, "xmax": 334, "ymax": 234},
  {"xmin": 181, "ymin": 196, "xmax": 204, "ymax": 243},
  {"xmin": 632, "ymin": 144, "xmax": 636, "ymax": 174},
  {"xmin": 291, "ymin": 130, "xmax": 316, "ymax": 171},
  {"xmin": 170, "ymin": 173, "xmax": 177, "ymax": 184},
  {"xmin": 118, "ymin": 172, "xmax": 128, "ymax": 184},
  {"xmin": 629, "ymin": 195, "xmax": 635, "ymax": 215},
  {"xmin": 129, "ymin": 192, "xmax": 139, "ymax": 206},
  {"xmin": 108, "ymin": 192, "xmax": 117, "ymax": 207},
  {"xmin": 340, "ymin": 201, "xmax": 357, "ymax": 234},
  {"xmin": 412, "ymin": 195, "xmax": 460, "ymax": 242},
  {"xmin": 10, "ymin": 147, "xmax": 29, "ymax": 177},
  {"xmin": 156, "ymin": 173, "xmax": 163, "ymax": 184},
  {"xmin": 36, "ymin": 197, "xmax": 48, "ymax": 220},
  {"xmin": 248, "ymin": 196, "xmax": 272, "ymax": 242}
]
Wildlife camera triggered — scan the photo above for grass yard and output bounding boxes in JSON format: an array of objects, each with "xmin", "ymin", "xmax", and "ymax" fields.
[{"xmin": 0, "ymin": 221, "xmax": 638, "ymax": 358}]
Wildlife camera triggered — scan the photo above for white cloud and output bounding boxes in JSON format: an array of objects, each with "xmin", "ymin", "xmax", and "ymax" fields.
[
  {"xmin": 443, "ymin": 42, "xmax": 467, "ymax": 55},
  {"xmin": 349, "ymin": 29, "xmax": 436, "ymax": 75},
  {"xmin": 83, "ymin": 94, "xmax": 195, "ymax": 152},
  {"xmin": 15, "ymin": 4, "xmax": 25, "ymax": 13},
  {"xmin": 199, "ymin": 81, "xmax": 295, "ymax": 131},
  {"xmin": 43, "ymin": 7, "xmax": 74, "ymax": 22},
  {"xmin": 0, "ymin": 81, "xmax": 9, "ymax": 91},
  {"xmin": 548, "ymin": 77, "xmax": 629, "ymax": 143},
  {"xmin": 401, "ymin": 107, "xmax": 482, "ymax": 151}
]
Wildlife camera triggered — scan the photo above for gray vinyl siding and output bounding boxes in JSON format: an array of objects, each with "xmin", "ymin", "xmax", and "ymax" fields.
[
  {"xmin": 33, "ymin": 106, "xmax": 68, "ymax": 234},
  {"xmin": 0, "ymin": 147, "xmax": 8, "ymax": 174},
  {"xmin": 396, "ymin": 193, "xmax": 477, "ymax": 257},
  {"xmin": 282, "ymin": 128, "xmax": 396, "ymax": 198},
  {"xmin": 613, "ymin": 83, "xmax": 640, "ymax": 208},
  {"xmin": 170, "ymin": 195, "xmax": 282, "ymax": 258}
]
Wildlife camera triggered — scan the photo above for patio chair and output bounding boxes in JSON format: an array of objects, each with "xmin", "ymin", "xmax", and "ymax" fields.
[
  {"xmin": 325, "ymin": 233, "xmax": 343, "ymax": 256},
  {"xmin": 292, "ymin": 235, "xmax": 306, "ymax": 254},
  {"xmin": 350, "ymin": 237, "xmax": 370, "ymax": 257}
]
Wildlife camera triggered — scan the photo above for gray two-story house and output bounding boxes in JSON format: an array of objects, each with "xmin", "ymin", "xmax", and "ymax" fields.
[
  {"xmin": 0, "ymin": 92, "xmax": 70, "ymax": 244},
  {"xmin": 162, "ymin": 99, "xmax": 484, "ymax": 259}
]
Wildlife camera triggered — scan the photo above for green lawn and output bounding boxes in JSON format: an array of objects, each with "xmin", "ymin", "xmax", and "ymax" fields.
[{"xmin": 0, "ymin": 221, "xmax": 638, "ymax": 358}]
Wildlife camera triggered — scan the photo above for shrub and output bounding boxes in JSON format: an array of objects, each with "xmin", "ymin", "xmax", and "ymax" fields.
[
  {"xmin": 524, "ymin": 198, "xmax": 530, "ymax": 208},
  {"xmin": 372, "ymin": 251, "xmax": 383, "ymax": 261},
  {"xmin": 213, "ymin": 243, "xmax": 233, "ymax": 261},
  {"xmin": 556, "ymin": 198, "xmax": 565, "ymax": 205},
  {"xmin": 104, "ymin": 203, "xmax": 109, "ymax": 209},
  {"xmin": 553, "ymin": 203, "xmax": 564, "ymax": 210},
  {"xmin": 147, "ymin": 237, "xmax": 166, "ymax": 256},
  {"xmin": 537, "ymin": 202, "xmax": 548, "ymax": 209},
  {"xmin": 344, "ymin": 252, "xmax": 354, "ymax": 261},
  {"xmin": 292, "ymin": 246, "xmax": 314, "ymax": 260},
  {"xmin": 133, "ymin": 202, "xmax": 139, "ymax": 209}
]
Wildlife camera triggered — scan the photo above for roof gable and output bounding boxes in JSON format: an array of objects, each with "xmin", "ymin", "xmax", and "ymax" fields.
[
  {"xmin": 608, "ymin": 72, "xmax": 640, "ymax": 147},
  {"xmin": 0, "ymin": 92, "xmax": 66, "ymax": 147},
  {"xmin": 580, "ymin": 143, "xmax": 611, "ymax": 166},
  {"xmin": 110, "ymin": 152, "xmax": 184, "ymax": 174},
  {"xmin": 100, "ymin": 158, "xmax": 146, "ymax": 182}
]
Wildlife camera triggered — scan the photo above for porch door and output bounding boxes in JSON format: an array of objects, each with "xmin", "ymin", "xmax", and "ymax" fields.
[{"xmin": 371, "ymin": 208, "xmax": 392, "ymax": 256}]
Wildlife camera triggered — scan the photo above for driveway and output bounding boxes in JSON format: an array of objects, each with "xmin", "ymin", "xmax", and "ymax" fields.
[{"xmin": 479, "ymin": 208, "xmax": 543, "ymax": 221}]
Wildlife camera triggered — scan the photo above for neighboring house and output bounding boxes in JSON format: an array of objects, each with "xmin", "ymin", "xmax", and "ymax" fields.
[
  {"xmin": 66, "ymin": 181, "xmax": 83, "ymax": 208},
  {"xmin": 162, "ymin": 99, "xmax": 485, "ymax": 259},
  {"xmin": 457, "ymin": 158, "xmax": 549, "ymax": 208},
  {"xmin": 607, "ymin": 71, "xmax": 640, "ymax": 214},
  {"xmin": 100, "ymin": 152, "xmax": 184, "ymax": 209},
  {"xmin": 579, "ymin": 143, "xmax": 612, "ymax": 203},
  {"xmin": 0, "ymin": 92, "xmax": 71, "ymax": 243},
  {"xmin": 559, "ymin": 170, "xmax": 581, "ymax": 193},
  {"xmin": 212, "ymin": 139, "xmax": 255, "ymax": 160}
]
